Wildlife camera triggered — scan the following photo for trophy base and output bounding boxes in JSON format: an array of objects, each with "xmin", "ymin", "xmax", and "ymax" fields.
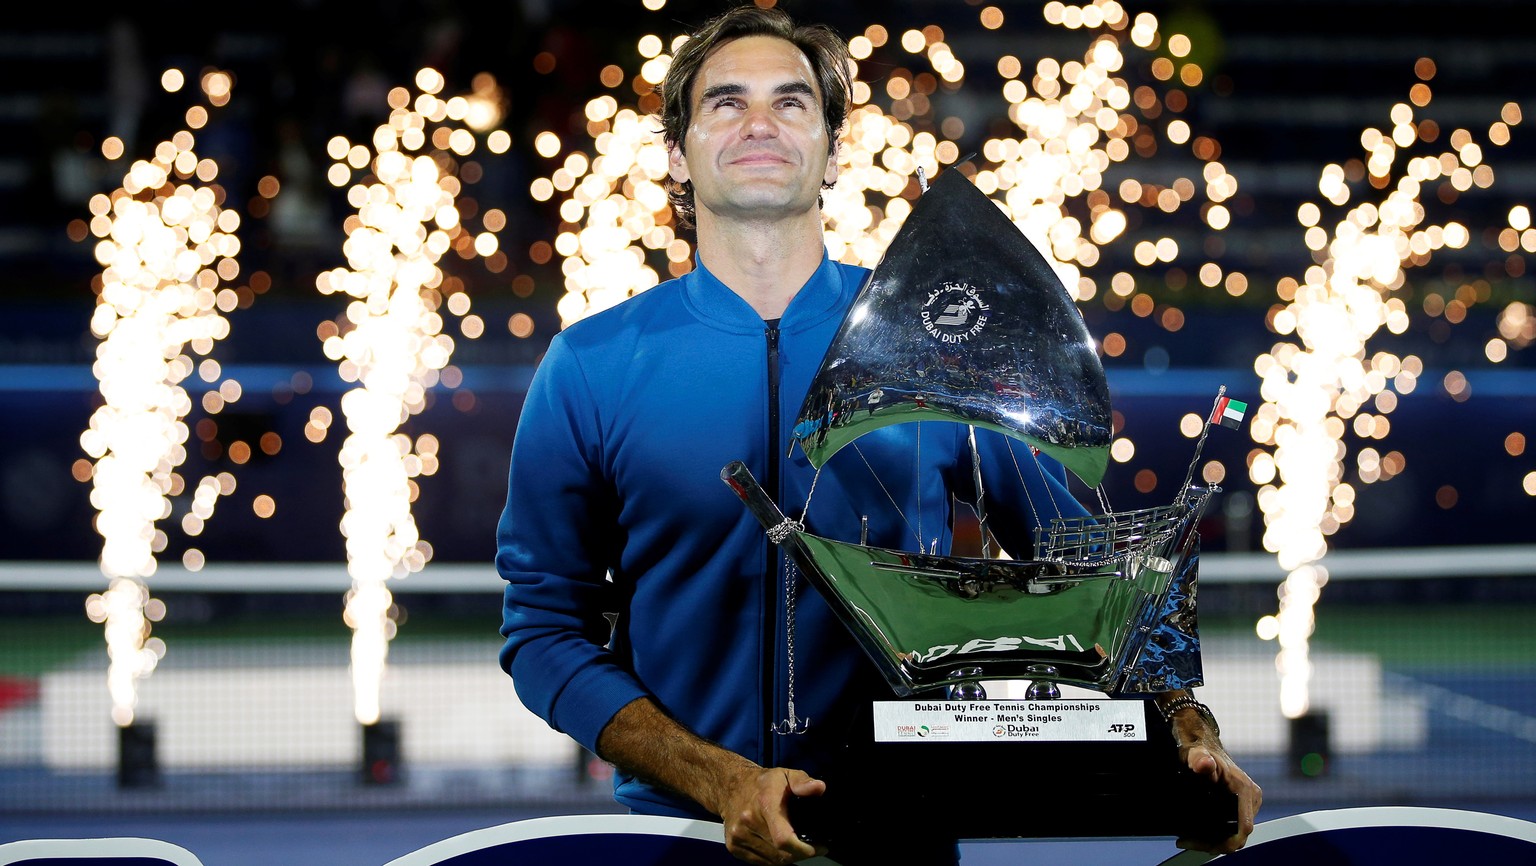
[{"xmin": 790, "ymin": 699, "xmax": 1238, "ymax": 845}]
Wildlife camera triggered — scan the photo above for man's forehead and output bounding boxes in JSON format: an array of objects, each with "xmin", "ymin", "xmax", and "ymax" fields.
[{"xmin": 691, "ymin": 35, "xmax": 820, "ymax": 101}]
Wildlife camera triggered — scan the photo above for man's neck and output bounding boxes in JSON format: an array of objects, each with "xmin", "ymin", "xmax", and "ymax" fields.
[{"xmin": 693, "ymin": 210, "xmax": 826, "ymax": 321}]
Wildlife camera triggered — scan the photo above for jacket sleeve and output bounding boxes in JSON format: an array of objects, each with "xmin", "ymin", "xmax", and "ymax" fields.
[
  {"xmin": 958, "ymin": 427, "xmax": 1092, "ymax": 559},
  {"xmin": 496, "ymin": 334, "xmax": 648, "ymax": 754}
]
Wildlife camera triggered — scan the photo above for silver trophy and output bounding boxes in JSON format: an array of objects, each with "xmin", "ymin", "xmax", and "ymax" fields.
[{"xmin": 723, "ymin": 168, "xmax": 1222, "ymax": 703}]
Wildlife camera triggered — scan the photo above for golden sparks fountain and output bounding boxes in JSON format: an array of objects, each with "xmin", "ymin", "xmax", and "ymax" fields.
[
  {"xmin": 317, "ymin": 67, "xmax": 507, "ymax": 728},
  {"xmin": 80, "ymin": 68, "xmax": 243, "ymax": 730},
  {"xmin": 1251, "ymin": 61, "xmax": 1526, "ymax": 719}
]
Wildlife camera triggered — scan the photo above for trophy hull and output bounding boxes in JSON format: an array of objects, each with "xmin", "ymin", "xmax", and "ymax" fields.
[
  {"xmin": 798, "ymin": 532, "xmax": 1144, "ymax": 695},
  {"xmin": 722, "ymin": 461, "xmax": 1210, "ymax": 697}
]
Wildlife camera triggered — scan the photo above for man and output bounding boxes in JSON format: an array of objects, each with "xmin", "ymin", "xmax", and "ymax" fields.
[{"xmin": 497, "ymin": 6, "xmax": 1260, "ymax": 864}]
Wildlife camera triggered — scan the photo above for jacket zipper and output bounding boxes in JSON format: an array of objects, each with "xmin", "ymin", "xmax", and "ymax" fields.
[{"xmin": 763, "ymin": 321, "xmax": 781, "ymax": 768}]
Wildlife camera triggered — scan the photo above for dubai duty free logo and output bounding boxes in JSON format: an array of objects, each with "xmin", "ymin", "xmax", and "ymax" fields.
[{"xmin": 921, "ymin": 281, "xmax": 990, "ymax": 344}]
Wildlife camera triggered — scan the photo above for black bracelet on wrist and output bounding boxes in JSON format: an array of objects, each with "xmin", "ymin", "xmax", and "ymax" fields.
[{"xmin": 1157, "ymin": 695, "xmax": 1220, "ymax": 738}]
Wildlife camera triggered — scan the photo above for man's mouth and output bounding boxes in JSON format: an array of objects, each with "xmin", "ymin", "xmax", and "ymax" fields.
[{"xmin": 729, "ymin": 151, "xmax": 791, "ymax": 166}]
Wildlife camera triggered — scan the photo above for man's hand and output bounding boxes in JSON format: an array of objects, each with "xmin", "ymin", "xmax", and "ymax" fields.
[
  {"xmin": 716, "ymin": 765, "xmax": 827, "ymax": 865},
  {"xmin": 1169, "ymin": 707, "xmax": 1262, "ymax": 854},
  {"xmin": 596, "ymin": 698, "xmax": 827, "ymax": 864}
]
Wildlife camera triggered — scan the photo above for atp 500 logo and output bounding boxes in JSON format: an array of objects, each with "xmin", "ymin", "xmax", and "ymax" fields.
[{"xmin": 1108, "ymin": 723, "xmax": 1137, "ymax": 738}]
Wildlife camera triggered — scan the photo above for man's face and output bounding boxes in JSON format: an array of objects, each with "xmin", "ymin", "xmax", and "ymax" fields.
[{"xmin": 668, "ymin": 35, "xmax": 839, "ymax": 224}]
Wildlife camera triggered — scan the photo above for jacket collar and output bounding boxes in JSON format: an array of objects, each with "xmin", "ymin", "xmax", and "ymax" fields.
[{"xmin": 680, "ymin": 249, "xmax": 848, "ymax": 335}]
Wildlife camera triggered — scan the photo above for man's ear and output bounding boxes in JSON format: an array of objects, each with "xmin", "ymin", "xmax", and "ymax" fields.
[
  {"xmin": 822, "ymin": 141, "xmax": 840, "ymax": 188},
  {"xmin": 668, "ymin": 142, "xmax": 690, "ymax": 184}
]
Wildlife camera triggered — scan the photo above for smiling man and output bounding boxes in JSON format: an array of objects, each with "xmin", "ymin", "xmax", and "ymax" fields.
[
  {"xmin": 499, "ymin": 13, "xmax": 873, "ymax": 864},
  {"xmin": 496, "ymin": 6, "xmax": 1257, "ymax": 865},
  {"xmin": 661, "ymin": 23, "xmax": 843, "ymax": 319},
  {"xmin": 673, "ymin": 52, "xmax": 832, "ymax": 218}
]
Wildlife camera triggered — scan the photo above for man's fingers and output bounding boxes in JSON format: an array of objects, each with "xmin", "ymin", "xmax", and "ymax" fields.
[
  {"xmin": 729, "ymin": 818, "xmax": 802, "ymax": 865},
  {"xmin": 788, "ymin": 774, "xmax": 826, "ymax": 798},
  {"xmin": 779, "ymin": 771, "xmax": 825, "ymax": 857},
  {"xmin": 1237, "ymin": 777, "xmax": 1261, "ymax": 838},
  {"xmin": 759, "ymin": 772, "xmax": 818, "ymax": 862},
  {"xmin": 1241, "ymin": 796, "xmax": 1258, "ymax": 835},
  {"xmin": 765, "ymin": 808, "xmax": 818, "ymax": 860},
  {"xmin": 1176, "ymin": 833, "xmax": 1245, "ymax": 854},
  {"xmin": 774, "ymin": 834, "xmax": 818, "ymax": 861},
  {"xmin": 721, "ymin": 768, "xmax": 827, "ymax": 864},
  {"xmin": 727, "ymin": 792, "xmax": 787, "ymax": 864},
  {"xmin": 724, "ymin": 826, "xmax": 778, "ymax": 866},
  {"xmin": 1185, "ymin": 745, "xmax": 1220, "ymax": 780},
  {"xmin": 1176, "ymin": 749, "xmax": 1262, "ymax": 856}
]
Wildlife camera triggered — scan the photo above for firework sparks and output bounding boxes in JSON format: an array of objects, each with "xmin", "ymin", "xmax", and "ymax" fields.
[
  {"xmin": 318, "ymin": 68, "xmax": 506, "ymax": 725},
  {"xmin": 1250, "ymin": 64, "xmax": 1526, "ymax": 716},
  {"xmin": 78, "ymin": 69, "xmax": 242, "ymax": 726},
  {"xmin": 536, "ymin": 0, "xmax": 1241, "ymax": 504},
  {"xmin": 545, "ymin": 2, "xmax": 1235, "ymax": 330},
  {"xmin": 530, "ymin": 4, "xmax": 1529, "ymax": 725}
]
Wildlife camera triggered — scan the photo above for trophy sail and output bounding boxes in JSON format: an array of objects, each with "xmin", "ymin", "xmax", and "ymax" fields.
[{"xmin": 791, "ymin": 167, "xmax": 1112, "ymax": 488}]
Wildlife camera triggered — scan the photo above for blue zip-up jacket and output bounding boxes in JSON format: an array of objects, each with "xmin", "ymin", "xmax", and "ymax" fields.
[{"xmin": 497, "ymin": 252, "xmax": 1086, "ymax": 817}]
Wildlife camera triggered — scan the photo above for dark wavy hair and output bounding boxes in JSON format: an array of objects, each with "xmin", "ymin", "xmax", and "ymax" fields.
[{"xmin": 659, "ymin": 4, "xmax": 853, "ymax": 228}]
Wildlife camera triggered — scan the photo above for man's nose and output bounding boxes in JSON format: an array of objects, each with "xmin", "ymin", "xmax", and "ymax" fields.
[{"xmin": 741, "ymin": 105, "xmax": 779, "ymax": 138}]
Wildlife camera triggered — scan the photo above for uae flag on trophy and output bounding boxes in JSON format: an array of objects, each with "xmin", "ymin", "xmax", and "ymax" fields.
[{"xmin": 1210, "ymin": 395, "xmax": 1248, "ymax": 430}]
